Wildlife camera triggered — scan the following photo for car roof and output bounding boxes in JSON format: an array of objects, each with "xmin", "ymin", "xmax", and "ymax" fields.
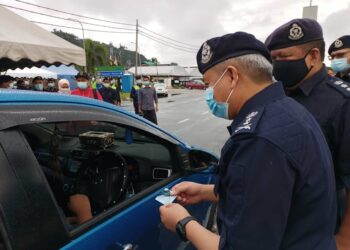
[{"xmin": 0, "ymin": 90, "xmax": 188, "ymax": 146}]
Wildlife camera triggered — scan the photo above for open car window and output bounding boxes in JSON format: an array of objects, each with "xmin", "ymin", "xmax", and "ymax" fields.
[{"xmin": 19, "ymin": 120, "xmax": 176, "ymax": 231}]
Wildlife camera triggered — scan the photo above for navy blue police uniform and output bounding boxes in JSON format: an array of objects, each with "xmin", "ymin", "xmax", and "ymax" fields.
[
  {"xmin": 266, "ymin": 19, "xmax": 350, "ymax": 227},
  {"xmin": 197, "ymin": 32, "xmax": 337, "ymax": 250},
  {"xmin": 329, "ymin": 35, "xmax": 350, "ymax": 82}
]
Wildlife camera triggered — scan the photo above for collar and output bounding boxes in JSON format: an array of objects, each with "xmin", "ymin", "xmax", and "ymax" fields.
[
  {"xmin": 297, "ymin": 66, "xmax": 328, "ymax": 96},
  {"xmin": 229, "ymin": 82, "xmax": 286, "ymax": 134}
]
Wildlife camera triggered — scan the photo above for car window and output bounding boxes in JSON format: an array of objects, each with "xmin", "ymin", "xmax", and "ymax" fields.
[{"xmin": 19, "ymin": 120, "xmax": 175, "ymax": 231}]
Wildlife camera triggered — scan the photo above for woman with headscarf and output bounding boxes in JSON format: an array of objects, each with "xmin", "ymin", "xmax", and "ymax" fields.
[{"xmin": 58, "ymin": 79, "xmax": 71, "ymax": 95}]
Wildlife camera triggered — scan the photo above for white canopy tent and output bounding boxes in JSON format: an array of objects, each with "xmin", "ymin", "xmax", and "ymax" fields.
[
  {"xmin": 5, "ymin": 67, "xmax": 57, "ymax": 79},
  {"xmin": 0, "ymin": 6, "xmax": 86, "ymax": 71}
]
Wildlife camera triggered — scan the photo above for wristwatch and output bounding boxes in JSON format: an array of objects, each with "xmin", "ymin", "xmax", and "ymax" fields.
[{"xmin": 176, "ymin": 216, "xmax": 196, "ymax": 241}]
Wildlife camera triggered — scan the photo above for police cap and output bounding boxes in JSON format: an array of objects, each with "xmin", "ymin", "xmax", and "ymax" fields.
[
  {"xmin": 328, "ymin": 35, "xmax": 350, "ymax": 55},
  {"xmin": 265, "ymin": 18, "xmax": 323, "ymax": 50},
  {"xmin": 196, "ymin": 32, "xmax": 271, "ymax": 74}
]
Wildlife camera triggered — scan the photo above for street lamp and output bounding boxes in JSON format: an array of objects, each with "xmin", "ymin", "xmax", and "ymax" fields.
[{"xmin": 68, "ymin": 18, "xmax": 87, "ymax": 72}]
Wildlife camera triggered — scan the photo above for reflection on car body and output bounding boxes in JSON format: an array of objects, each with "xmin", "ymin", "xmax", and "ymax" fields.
[{"xmin": 0, "ymin": 90, "xmax": 217, "ymax": 250}]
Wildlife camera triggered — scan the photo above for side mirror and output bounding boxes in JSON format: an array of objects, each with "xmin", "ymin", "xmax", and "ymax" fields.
[{"xmin": 189, "ymin": 149, "xmax": 218, "ymax": 173}]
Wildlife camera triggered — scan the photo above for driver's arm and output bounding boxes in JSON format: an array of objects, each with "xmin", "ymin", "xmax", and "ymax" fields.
[{"xmin": 68, "ymin": 194, "xmax": 93, "ymax": 224}]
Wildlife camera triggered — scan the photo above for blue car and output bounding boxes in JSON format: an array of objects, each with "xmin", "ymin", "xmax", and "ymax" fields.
[{"xmin": 0, "ymin": 90, "xmax": 217, "ymax": 250}]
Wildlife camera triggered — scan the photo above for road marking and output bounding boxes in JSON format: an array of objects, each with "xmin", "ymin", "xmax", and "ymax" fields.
[
  {"xmin": 178, "ymin": 118, "xmax": 190, "ymax": 124},
  {"xmin": 202, "ymin": 111, "xmax": 209, "ymax": 115}
]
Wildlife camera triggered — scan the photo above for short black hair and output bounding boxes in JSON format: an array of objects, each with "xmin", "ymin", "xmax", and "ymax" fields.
[
  {"xmin": 32, "ymin": 76, "xmax": 43, "ymax": 83},
  {"xmin": 75, "ymin": 72, "xmax": 89, "ymax": 80},
  {"xmin": 300, "ymin": 40, "xmax": 325, "ymax": 61}
]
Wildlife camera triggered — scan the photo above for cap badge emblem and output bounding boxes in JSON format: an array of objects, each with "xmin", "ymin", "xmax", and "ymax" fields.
[
  {"xmin": 334, "ymin": 39, "xmax": 343, "ymax": 48},
  {"xmin": 201, "ymin": 42, "xmax": 213, "ymax": 64},
  {"xmin": 288, "ymin": 23, "xmax": 304, "ymax": 40}
]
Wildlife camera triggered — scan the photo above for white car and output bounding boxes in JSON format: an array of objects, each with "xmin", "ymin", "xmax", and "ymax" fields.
[{"xmin": 154, "ymin": 82, "xmax": 168, "ymax": 97}]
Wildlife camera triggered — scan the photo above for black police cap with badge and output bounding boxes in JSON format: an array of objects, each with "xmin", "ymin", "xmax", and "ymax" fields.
[
  {"xmin": 328, "ymin": 35, "xmax": 350, "ymax": 55},
  {"xmin": 196, "ymin": 32, "xmax": 271, "ymax": 74},
  {"xmin": 265, "ymin": 18, "xmax": 323, "ymax": 87},
  {"xmin": 265, "ymin": 18, "xmax": 323, "ymax": 50}
]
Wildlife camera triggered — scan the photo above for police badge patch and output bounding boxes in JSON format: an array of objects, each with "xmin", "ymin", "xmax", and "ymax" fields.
[
  {"xmin": 288, "ymin": 23, "xmax": 304, "ymax": 40},
  {"xmin": 201, "ymin": 42, "xmax": 213, "ymax": 64},
  {"xmin": 334, "ymin": 39, "xmax": 343, "ymax": 48}
]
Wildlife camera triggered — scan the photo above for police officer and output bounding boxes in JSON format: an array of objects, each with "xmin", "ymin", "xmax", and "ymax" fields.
[
  {"xmin": 159, "ymin": 32, "xmax": 336, "ymax": 250},
  {"xmin": 266, "ymin": 19, "xmax": 350, "ymax": 249},
  {"xmin": 329, "ymin": 36, "xmax": 350, "ymax": 82}
]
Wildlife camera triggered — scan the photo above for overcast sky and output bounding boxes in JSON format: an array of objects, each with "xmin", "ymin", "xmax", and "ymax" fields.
[{"xmin": 2, "ymin": 0, "xmax": 350, "ymax": 66}]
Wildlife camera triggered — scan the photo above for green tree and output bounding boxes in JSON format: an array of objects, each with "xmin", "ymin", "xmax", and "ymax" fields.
[{"xmin": 84, "ymin": 39, "xmax": 108, "ymax": 74}]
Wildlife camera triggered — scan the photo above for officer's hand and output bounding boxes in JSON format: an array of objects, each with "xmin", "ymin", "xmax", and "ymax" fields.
[
  {"xmin": 159, "ymin": 203, "xmax": 190, "ymax": 232},
  {"xmin": 171, "ymin": 181, "xmax": 206, "ymax": 206}
]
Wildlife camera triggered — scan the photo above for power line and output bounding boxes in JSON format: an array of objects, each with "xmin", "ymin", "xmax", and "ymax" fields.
[
  {"xmin": 139, "ymin": 25, "xmax": 199, "ymax": 48},
  {"xmin": 139, "ymin": 32, "xmax": 196, "ymax": 54},
  {"xmin": 1, "ymin": 4, "xmax": 136, "ymax": 31},
  {"xmin": 32, "ymin": 21, "xmax": 136, "ymax": 34},
  {"xmin": 139, "ymin": 31, "xmax": 197, "ymax": 51},
  {"xmin": 12, "ymin": 0, "xmax": 199, "ymax": 50},
  {"xmin": 14, "ymin": 0, "xmax": 136, "ymax": 27}
]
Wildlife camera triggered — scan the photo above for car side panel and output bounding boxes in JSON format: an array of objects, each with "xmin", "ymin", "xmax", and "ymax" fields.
[{"xmin": 61, "ymin": 172, "xmax": 215, "ymax": 250}]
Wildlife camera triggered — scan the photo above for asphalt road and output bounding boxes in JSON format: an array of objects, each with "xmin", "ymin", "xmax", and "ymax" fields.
[{"xmin": 123, "ymin": 89, "xmax": 231, "ymax": 156}]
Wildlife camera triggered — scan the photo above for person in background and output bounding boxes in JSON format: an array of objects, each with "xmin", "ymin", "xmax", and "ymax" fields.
[
  {"xmin": 138, "ymin": 76, "xmax": 158, "ymax": 124},
  {"xmin": 328, "ymin": 36, "xmax": 350, "ymax": 82},
  {"xmin": 32, "ymin": 76, "xmax": 44, "ymax": 91},
  {"xmin": 130, "ymin": 78, "xmax": 142, "ymax": 115},
  {"xmin": 98, "ymin": 77, "xmax": 121, "ymax": 105},
  {"xmin": 266, "ymin": 19, "xmax": 350, "ymax": 250},
  {"xmin": 47, "ymin": 78, "xmax": 58, "ymax": 92},
  {"xmin": 327, "ymin": 67, "xmax": 336, "ymax": 77},
  {"xmin": 17, "ymin": 79, "xmax": 31, "ymax": 90},
  {"xmin": 71, "ymin": 73, "xmax": 103, "ymax": 100},
  {"xmin": 58, "ymin": 79, "xmax": 71, "ymax": 95},
  {"xmin": 0, "ymin": 75, "xmax": 14, "ymax": 89},
  {"xmin": 111, "ymin": 78, "xmax": 122, "ymax": 105}
]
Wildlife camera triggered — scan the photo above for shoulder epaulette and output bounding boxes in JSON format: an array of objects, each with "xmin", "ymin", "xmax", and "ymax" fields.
[
  {"xmin": 327, "ymin": 77, "xmax": 350, "ymax": 98},
  {"xmin": 231, "ymin": 107, "xmax": 264, "ymax": 137}
]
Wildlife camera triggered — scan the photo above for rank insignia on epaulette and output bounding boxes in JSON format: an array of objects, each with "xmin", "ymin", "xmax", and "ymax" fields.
[
  {"xmin": 235, "ymin": 111, "xmax": 259, "ymax": 133},
  {"xmin": 328, "ymin": 79, "xmax": 350, "ymax": 97}
]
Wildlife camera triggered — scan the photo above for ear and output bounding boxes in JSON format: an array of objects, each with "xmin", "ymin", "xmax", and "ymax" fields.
[
  {"xmin": 309, "ymin": 48, "xmax": 320, "ymax": 66},
  {"xmin": 227, "ymin": 66, "xmax": 239, "ymax": 89}
]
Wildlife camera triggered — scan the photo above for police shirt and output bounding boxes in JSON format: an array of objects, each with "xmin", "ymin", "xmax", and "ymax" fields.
[
  {"xmin": 99, "ymin": 87, "xmax": 120, "ymax": 104},
  {"xmin": 289, "ymin": 66, "xmax": 350, "ymax": 190},
  {"xmin": 215, "ymin": 82, "xmax": 336, "ymax": 250},
  {"xmin": 335, "ymin": 71, "xmax": 350, "ymax": 83}
]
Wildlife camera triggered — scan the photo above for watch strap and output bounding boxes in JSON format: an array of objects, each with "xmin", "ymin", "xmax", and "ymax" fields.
[{"xmin": 176, "ymin": 216, "xmax": 196, "ymax": 241}]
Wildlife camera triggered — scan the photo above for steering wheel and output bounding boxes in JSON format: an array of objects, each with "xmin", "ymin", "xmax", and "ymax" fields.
[{"xmin": 75, "ymin": 150, "xmax": 129, "ymax": 214}]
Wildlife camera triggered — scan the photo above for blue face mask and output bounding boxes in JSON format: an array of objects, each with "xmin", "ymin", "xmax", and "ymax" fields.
[
  {"xmin": 205, "ymin": 69, "xmax": 234, "ymax": 120},
  {"xmin": 331, "ymin": 58, "xmax": 350, "ymax": 73},
  {"xmin": 77, "ymin": 81, "xmax": 88, "ymax": 90},
  {"xmin": 34, "ymin": 83, "xmax": 43, "ymax": 91}
]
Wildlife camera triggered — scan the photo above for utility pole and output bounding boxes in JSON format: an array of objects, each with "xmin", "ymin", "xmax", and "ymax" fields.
[
  {"xmin": 68, "ymin": 18, "xmax": 87, "ymax": 72},
  {"xmin": 135, "ymin": 19, "xmax": 139, "ymax": 77}
]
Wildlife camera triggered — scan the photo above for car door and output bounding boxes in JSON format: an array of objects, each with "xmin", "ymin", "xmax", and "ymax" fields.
[{"xmin": 0, "ymin": 103, "xmax": 217, "ymax": 250}]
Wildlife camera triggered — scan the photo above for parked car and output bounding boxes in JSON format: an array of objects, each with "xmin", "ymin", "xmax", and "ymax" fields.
[
  {"xmin": 0, "ymin": 90, "xmax": 217, "ymax": 250},
  {"xmin": 154, "ymin": 82, "xmax": 168, "ymax": 97},
  {"xmin": 184, "ymin": 80, "xmax": 207, "ymax": 90}
]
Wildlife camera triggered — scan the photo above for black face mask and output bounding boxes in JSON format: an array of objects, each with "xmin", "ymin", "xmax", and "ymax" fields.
[{"xmin": 272, "ymin": 50, "xmax": 313, "ymax": 87}]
